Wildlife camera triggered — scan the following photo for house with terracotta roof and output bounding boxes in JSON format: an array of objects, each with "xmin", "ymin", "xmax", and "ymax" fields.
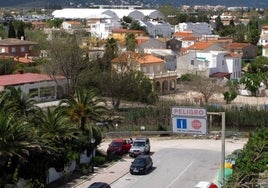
[
  {"xmin": 111, "ymin": 52, "xmax": 177, "ymax": 94},
  {"xmin": 137, "ymin": 38, "xmax": 181, "ymax": 71},
  {"xmin": 225, "ymin": 42, "xmax": 257, "ymax": 60},
  {"xmin": 0, "ymin": 38, "xmax": 37, "ymax": 58},
  {"xmin": 0, "ymin": 73, "xmax": 68, "ymax": 102}
]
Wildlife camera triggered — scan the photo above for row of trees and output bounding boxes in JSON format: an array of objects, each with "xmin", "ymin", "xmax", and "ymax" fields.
[{"xmin": 0, "ymin": 87, "xmax": 108, "ymax": 187}]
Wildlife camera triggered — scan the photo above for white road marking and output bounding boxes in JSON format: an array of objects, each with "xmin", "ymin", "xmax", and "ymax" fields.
[{"xmin": 166, "ymin": 160, "xmax": 195, "ymax": 188}]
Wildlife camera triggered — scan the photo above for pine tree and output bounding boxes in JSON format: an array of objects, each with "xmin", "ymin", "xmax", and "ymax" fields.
[
  {"xmin": 17, "ymin": 21, "xmax": 25, "ymax": 40},
  {"xmin": 8, "ymin": 22, "xmax": 16, "ymax": 38}
]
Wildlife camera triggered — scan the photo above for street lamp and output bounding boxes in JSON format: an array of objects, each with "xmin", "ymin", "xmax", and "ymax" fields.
[{"xmin": 90, "ymin": 137, "xmax": 96, "ymax": 173}]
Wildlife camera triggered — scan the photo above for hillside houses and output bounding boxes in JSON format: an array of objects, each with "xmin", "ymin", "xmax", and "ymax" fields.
[{"xmin": 0, "ymin": 7, "xmax": 264, "ymax": 100}]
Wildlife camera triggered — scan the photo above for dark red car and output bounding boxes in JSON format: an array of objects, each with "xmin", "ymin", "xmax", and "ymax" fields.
[{"xmin": 107, "ymin": 139, "xmax": 132, "ymax": 155}]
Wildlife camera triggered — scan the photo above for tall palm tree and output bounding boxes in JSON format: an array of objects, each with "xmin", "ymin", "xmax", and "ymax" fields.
[
  {"xmin": 0, "ymin": 110, "xmax": 40, "ymax": 185},
  {"xmin": 60, "ymin": 87, "xmax": 108, "ymax": 132}
]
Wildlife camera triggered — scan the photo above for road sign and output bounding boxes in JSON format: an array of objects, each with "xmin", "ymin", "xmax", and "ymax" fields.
[{"xmin": 171, "ymin": 107, "xmax": 207, "ymax": 134}]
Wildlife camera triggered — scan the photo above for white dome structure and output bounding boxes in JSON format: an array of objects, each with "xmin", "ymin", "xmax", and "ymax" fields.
[{"xmin": 52, "ymin": 8, "xmax": 165, "ymax": 20}]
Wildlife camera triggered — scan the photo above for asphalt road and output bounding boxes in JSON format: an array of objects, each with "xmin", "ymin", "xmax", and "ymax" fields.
[{"xmin": 106, "ymin": 137, "xmax": 247, "ymax": 188}]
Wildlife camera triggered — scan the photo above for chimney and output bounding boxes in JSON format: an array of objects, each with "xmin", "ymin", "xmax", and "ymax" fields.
[{"xmin": 21, "ymin": 36, "xmax": 24, "ymax": 40}]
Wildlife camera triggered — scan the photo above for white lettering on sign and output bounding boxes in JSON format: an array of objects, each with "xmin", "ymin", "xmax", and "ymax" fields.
[{"xmin": 172, "ymin": 107, "xmax": 206, "ymax": 117}]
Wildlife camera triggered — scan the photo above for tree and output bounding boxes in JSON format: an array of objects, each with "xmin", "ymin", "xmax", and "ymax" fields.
[
  {"xmin": 223, "ymin": 80, "xmax": 238, "ymax": 104},
  {"xmin": 233, "ymin": 24, "xmax": 246, "ymax": 42},
  {"xmin": 8, "ymin": 22, "xmax": 16, "ymax": 38},
  {"xmin": 129, "ymin": 20, "xmax": 148, "ymax": 34},
  {"xmin": 16, "ymin": 21, "xmax": 25, "ymax": 39},
  {"xmin": 0, "ymin": 110, "xmax": 40, "ymax": 186},
  {"xmin": 239, "ymin": 72, "xmax": 262, "ymax": 96},
  {"xmin": 100, "ymin": 53, "xmax": 156, "ymax": 110},
  {"xmin": 191, "ymin": 76, "xmax": 223, "ymax": 104},
  {"xmin": 47, "ymin": 18, "xmax": 63, "ymax": 28},
  {"xmin": 44, "ymin": 34, "xmax": 89, "ymax": 95},
  {"xmin": 0, "ymin": 58, "xmax": 15, "ymax": 75},
  {"xmin": 125, "ymin": 33, "xmax": 136, "ymax": 51},
  {"xmin": 3, "ymin": 87, "xmax": 40, "ymax": 118},
  {"xmin": 215, "ymin": 15, "xmax": 224, "ymax": 33},
  {"xmin": 102, "ymin": 38, "xmax": 119, "ymax": 71},
  {"xmin": 246, "ymin": 19, "xmax": 261, "ymax": 45},
  {"xmin": 59, "ymin": 87, "xmax": 108, "ymax": 132}
]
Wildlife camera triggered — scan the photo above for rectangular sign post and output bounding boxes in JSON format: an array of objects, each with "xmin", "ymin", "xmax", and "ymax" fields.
[{"xmin": 171, "ymin": 107, "xmax": 207, "ymax": 134}]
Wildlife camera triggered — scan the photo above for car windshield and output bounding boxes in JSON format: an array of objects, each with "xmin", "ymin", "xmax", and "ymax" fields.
[
  {"xmin": 133, "ymin": 158, "xmax": 146, "ymax": 165},
  {"xmin": 110, "ymin": 142, "xmax": 122, "ymax": 147},
  {"xmin": 133, "ymin": 141, "xmax": 145, "ymax": 147}
]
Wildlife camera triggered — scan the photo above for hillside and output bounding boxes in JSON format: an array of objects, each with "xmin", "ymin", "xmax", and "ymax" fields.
[{"xmin": 0, "ymin": 0, "xmax": 267, "ymax": 8}]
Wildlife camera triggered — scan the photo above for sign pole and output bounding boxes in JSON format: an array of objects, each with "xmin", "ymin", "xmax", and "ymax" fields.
[{"xmin": 221, "ymin": 112, "xmax": 225, "ymax": 188}]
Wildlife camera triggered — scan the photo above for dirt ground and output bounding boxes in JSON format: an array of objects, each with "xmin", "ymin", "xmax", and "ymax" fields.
[{"xmin": 162, "ymin": 91, "xmax": 268, "ymax": 106}]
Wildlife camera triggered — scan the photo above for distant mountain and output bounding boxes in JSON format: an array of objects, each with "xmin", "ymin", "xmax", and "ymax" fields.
[{"xmin": 0, "ymin": 0, "xmax": 267, "ymax": 8}]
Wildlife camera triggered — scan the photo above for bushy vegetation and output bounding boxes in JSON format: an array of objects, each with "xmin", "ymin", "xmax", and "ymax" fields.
[
  {"xmin": 0, "ymin": 87, "xmax": 107, "ymax": 187},
  {"xmin": 226, "ymin": 128, "xmax": 268, "ymax": 187}
]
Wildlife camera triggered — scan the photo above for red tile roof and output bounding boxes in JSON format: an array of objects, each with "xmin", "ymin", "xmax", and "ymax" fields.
[
  {"xmin": 112, "ymin": 52, "xmax": 164, "ymax": 64},
  {"xmin": 173, "ymin": 31, "xmax": 193, "ymax": 37},
  {"xmin": 210, "ymin": 72, "xmax": 231, "ymax": 79},
  {"xmin": 0, "ymin": 73, "xmax": 66, "ymax": 86},
  {"xmin": 227, "ymin": 42, "xmax": 251, "ymax": 49},
  {"xmin": 188, "ymin": 41, "xmax": 214, "ymax": 50}
]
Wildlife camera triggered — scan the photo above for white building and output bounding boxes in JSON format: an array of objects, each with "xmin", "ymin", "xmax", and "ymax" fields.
[
  {"xmin": 52, "ymin": 8, "xmax": 164, "ymax": 21},
  {"xmin": 174, "ymin": 22, "xmax": 212, "ymax": 36},
  {"xmin": 0, "ymin": 73, "xmax": 68, "ymax": 102},
  {"xmin": 86, "ymin": 15, "xmax": 120, "ymax": 39},
  {"xmin": 177, "ymin": 50, "xmax": 242, "ymax": 80},
  {"xmin": 258, "ymin": 25, "xmax": 268, "ymax": 46},
  {"xmin": 138, "ymin": 20, "xmax": 173, "ymax": 38}
]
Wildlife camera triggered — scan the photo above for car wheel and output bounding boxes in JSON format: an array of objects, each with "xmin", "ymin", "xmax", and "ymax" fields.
[{"xmin": 144, "ymin": 168, "xmax": 147, "ymax": 174}]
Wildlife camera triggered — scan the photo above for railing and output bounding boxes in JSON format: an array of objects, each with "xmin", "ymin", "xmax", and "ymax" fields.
[{"xmin": 144, "ymin": 71, "xmax": 178, "ymax": 79}]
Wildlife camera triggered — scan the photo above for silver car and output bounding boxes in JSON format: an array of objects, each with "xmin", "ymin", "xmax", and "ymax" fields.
[{"xmin": 129, "ymin": 138, "xmax": 150, "ymax": 157}]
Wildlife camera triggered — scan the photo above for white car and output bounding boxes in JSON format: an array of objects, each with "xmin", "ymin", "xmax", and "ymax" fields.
[
  {"xmin": 129, "ymin": 138, "xmax": 150, "ymax": 157},
  {"xmin": 194, "ymin": 181, "xmax": 218, "ymax": 188}
]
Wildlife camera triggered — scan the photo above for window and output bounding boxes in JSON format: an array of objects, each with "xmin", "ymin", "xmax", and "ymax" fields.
[
  {"xmin": 11, "ymin": 47, "xmax": 16, "ymax": 53},
  {"xmin": 142, "ymin": 67, "xmax": 147, "ymax": 73},
  {"xmin": 29, "ymin": 88, "xmax": 38, "ymax": 97},
  {"xmin": 222, "ymin": 60, "xmax": 225, "ymax": 65},
  {"xmin": 40, "ymin": 86, "xmax": 55, "ymax": 98},
  {"xmin": 1, "ymin": 48, "xmax": 5, "ymax": 53},
  {"xmin": 21, "ymin": 47, "xmax": 25, "ymax": 52}
]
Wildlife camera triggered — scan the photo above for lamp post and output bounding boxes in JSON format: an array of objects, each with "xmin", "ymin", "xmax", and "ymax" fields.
[{"xmin": 90, "ymin": 137, "xmax": 96, "ymax": 173}]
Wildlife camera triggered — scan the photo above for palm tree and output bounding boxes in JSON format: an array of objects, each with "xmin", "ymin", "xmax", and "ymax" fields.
[
  {"xmin": 0, "ymin": 110, "xmax": 40, "ymax": 186},
  {"xmin": 4, "ymin": 87, "xmax": 40, "ymax": 118},
  {"xmin": 59, "ymin": 87, "xmax": 108, "ymax": 132},
  {"xmin": 35, "ymin": 107, "xmax": 79, "ymax": 143}
]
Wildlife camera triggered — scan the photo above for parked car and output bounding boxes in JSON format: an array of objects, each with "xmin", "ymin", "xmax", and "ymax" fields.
[
  {"xmin": 129, "ymin": 137, "xmax": 150, "ymax": 157},
  {"xmin": 107, "ymin": 139, "xmax": 132, "ymax": 155},
  {"xmin": 129, "ymin": 155, "xmax": 153, "ymax": 175},
  {"xmin": 194, "ymin": 181, "xmax": 218, "ymax": 188},
  {"xmin": 88, "ymin": 182, "xmax": 111, "ymax": 188}
]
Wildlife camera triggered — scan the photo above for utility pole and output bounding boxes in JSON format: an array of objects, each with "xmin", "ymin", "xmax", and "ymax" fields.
[{"xmin": 207, "ymin": 112, "xmax": 225, "ymax": 188}]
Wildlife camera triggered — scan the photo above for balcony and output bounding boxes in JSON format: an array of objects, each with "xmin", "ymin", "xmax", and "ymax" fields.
[{"xmin": 144, "ymin": 70, "xmax": 178, "ymax": 79}]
